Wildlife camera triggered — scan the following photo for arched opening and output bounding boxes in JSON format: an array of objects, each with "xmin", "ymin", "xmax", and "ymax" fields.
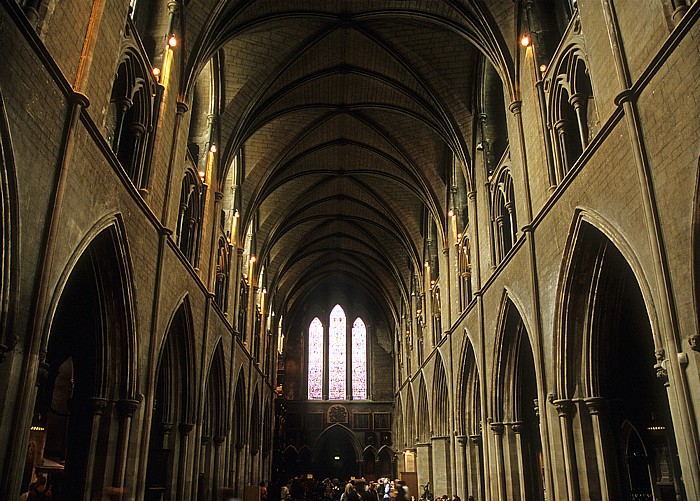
[
  {"xmin": 405, "ymin": 386, "xmax": 416, "ymax": 448},
  {"xmin": 231, "ymin": 374, "xmax": 246, "ymax": 496},
  {"xmin": 416, "ymin": 378, "xmax": 430, "ymax": 444},
  {"xmin": 431, "ymin": 356, "xmax": 451, "ymax": 494},
  {"xmin": 560, "ymin": 221, "xmax": 682, "ymax": 499},
  {"xmin": 494, "ymin": 298, "xmax": 544, "ymax": 500},
  {"xmin": 363, "ymin": 448, "xmax": 377, "ymax": 479},
  {"xmin": 145, "ymin": 300, "xmax": 194, "ymax": 501},
  {"xmin": 378, "ymin": 446, "xmax": 394, "ymax": 479},
  {"xmin": 313, "ymin": 425, "xmax": 361, "ymax": 480},
  {"xmin": 199, "ymin": 343, "xmax": 226, "ymax": 501},
  {"xmin": 460, "ymin": 339, "xmax": 484, "ymax": 501},
  {"xmin": 30, "ymin": 225, "xmax": 135, "ymax": 500}
]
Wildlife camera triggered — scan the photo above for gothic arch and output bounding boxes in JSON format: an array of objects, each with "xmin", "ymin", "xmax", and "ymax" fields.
[
  {"xmin": 554, "ymin": 209, "xmax": 664, "ymax": 398},
  {"xmin": 250, "ymin": 387, "xmax": 261, "ymax": 455},
  {"xmin": 311, "ymin": 423, "xmax": 363, "ymax": 463},
  {"xmin": 34, "ymin": 218, "xmax": 138, "ymax": 499},
  {"xmin": 44, "ymin": 215, "xmax": 138, "ymax": 400},
  {"xmin": 491, "ymin": 292, "xmax": 544, "ymax": 499},
  {"xmin": 416, "ymin": 374, "xmax": 431, "ymax": 443},
  {"xmin": 145, "ymin": 297, "xmax": 197, "ymax": 499},
  {"xmin": 431, "ymin": 353, "xmax": 449, "ymax": 437},
  {"xmin": 203, "ymin": 340, "xmax": 227, "ymax": 438},
  {"xmin": 457, "ymin": 334, "xmax": 481, "ymax": 437},
  {"xmin": 405, "ymin": 383, "xmax": 416, "ymax": 447},
  {"xmin": 553, "ymin": 213, "xmax": 683, "ymax": 499},
  {"xmin": 232, "ymin": 370, "xmax": 247, "ymax": 449},
  {"xmin": 395, "ymin": 393, "xmax": 405, "ymax": 448},
  {"xmin": 0, "ymin": 90, "xmax": 19, "ymax": 360}
]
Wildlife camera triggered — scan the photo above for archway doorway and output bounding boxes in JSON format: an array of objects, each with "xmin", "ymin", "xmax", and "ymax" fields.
[
  {"xmin": 562, "ymin": 221, "xmax": 683, "ymax": 499},
  {"xmin": 29, "ymin": 226, "xmax": 134, "ymax": 500},
  {"xmin": 314, "ymin": 426, "xmax": 360, "ymax": 480}
]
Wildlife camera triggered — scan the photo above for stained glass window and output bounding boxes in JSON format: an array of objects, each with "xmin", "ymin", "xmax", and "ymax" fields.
[
  {"xmin": 307, "ymin": 317, "xmax": 323, "ymax": 400},
  {"xmin": 328, "ymin": 305, "xmax": 346, "ymax": 399},
  {"xmin": 352, "ymin": 317, "xmax": 367, "ymax": 399}
]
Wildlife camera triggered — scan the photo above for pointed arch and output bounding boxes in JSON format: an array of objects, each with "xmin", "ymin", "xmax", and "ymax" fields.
[
  {"xmin": 416, "ymin": 374, "xmax": 431, "ymax": 443},
  {"xmin": 33, "ymin": 218, "xmax": 138, "ymax": 498},
  {"xmin": 431, "ymin": 353, "xmax": 450, "ymax": 437},
  {"xmin": 458, "ymin": 334, "xmax": 481, "ymax": 437},
  {"xmin": 405, "ymin": 383, "xmax": 416, "ymax": 447},
  {"xmin": 311, "ymin": 423, "xmax": 363, "ymax": 463},
  {"xmin": 351, "ymin": 316, "xmax": 368, "ymax": 400},
  {"xmin": 554, "ymin": 213, "xmax": 683, "ymax": 498},
  {"xmin": 328, "ymin": 304, "xmax": 347, "ymax": 399},
  {"xmin": 250, "ymin": 387, "xmax": 261, "ymax": 454},
  {"xmin": 554, "ymin": 209, "xmax": 664, "ymax": 398},
  {"xmin": 204, "ymin": 339, "xmax": 227, "ymax": 438},
  {"xmin": 395, "ymin": 393, "xmax": 405, "ymax": 448},
  {"xmin": 44, "ymin": 215, "xmax": 138, "ymax": 400},
  {"xmin": 492, "ymin": 292, "xmax": 544, "ymax": 499},
  {"xmin": 232, "ymin": 370, "xmax": 247, "ymax": 449},
  {"xmin": 492, "ymin": 293, "xmax": 534, "ymax": 422}
]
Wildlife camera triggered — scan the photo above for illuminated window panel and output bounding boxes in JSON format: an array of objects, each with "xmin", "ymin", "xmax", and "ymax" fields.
[
  {"xmin": 307, "ymin": 317, "xmax": 323, "ymax": 400},
  {"xmin": 328, "ymin": 305, "xmax": 346, "ymax": 399},
  {"xmin": 352, "ymin": 317, "xmax": 367, "ymax": 400}
]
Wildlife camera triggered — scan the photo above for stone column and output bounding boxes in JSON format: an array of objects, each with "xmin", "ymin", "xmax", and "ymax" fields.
[
  {"xmin": 553, "ymin": 399, "xmax": 579, "ymax": 500},
  {"xmin": 490, "ymin": 423, "xmax": 506, "ymax": 501},
  {"xmin": 82, "ymin": 398, "xmax": 109, "ymax": 501},
  {"xmin": 553, "ymin": 119, "xmax": 570, "ymax": 174},
  {"xmin": 569, "ymin": 93, "xmax": 589, "ymax": 149},
  {"xmin": 200, "ymin": 435, "xmax": 212, "ymax": 500},
  {"xmin": 584, "ymin": 397, "xmax": 610, "ymax": 501},
  {"xmin": 469, "ymin": 435, "xmax": 484, "ymax": 501},
  {"xmin": 511, "ymin": 423, "xmax": 526, "ymax": 500},
  {"xmin": 213, "ymin": 435, "xmax": 225, "ymax": 500},
  {"xmin": 114, "ymin": 399, "xmax": 140, "ymax": 491},
  {"xmin": 455, "ymin": 435, "xmax": 468, "ymax": 500},
  {"xmin": 178, "ymin": 423, "xmax": 194, "ymax": 500}
]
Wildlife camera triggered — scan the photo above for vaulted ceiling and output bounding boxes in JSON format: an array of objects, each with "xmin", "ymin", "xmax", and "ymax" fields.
[{"xmin": 180, "ymin": 1, "xmax": 516, "ymax": 326}]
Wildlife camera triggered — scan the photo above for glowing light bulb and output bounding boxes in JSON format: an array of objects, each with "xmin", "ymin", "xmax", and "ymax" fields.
[{"xmin": 520, "ymin": 35, "xmax": 531, "ymax": 47}]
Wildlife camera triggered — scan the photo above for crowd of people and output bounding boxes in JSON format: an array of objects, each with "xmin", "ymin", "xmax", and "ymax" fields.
[{"xmin": 272, "ymin": 476, "xmax": 468, "ymax": 501}]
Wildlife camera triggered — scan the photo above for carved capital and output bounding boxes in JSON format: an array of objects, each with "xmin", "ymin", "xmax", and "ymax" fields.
[
  {"xmin": 89, "ymin": 397, "xmax": 109, "ymax": 415},
  {"xmin": 552, "ymin": 399, "xmax": 573, "ymax": 418},
  {"xmin": 688, "ymin": 334, "xmax": 700, "ymax": 352},
  {"xmin": 490, "ymin": 422, "xmax": 504, "ymax": 435},
  {"xmin": 469, "ymin": 434, "xmax": 481, "ymax": 445},
  {"xmin": 455, "ymin": 435, "xmax": 468, "ymax": 447},
  {"xmin": 176, "ymin": 101, "xmax": 189, "ymax": 115},
  {"xmin": 214, "ymin": 435, "xmax": 226, "ymax": 445},
  {"xmin": 511, "ymin": 422, "xmax": 524, "ymax": 434},
  {"xmin": 583, "ymin": 397, "xmax": 604, "ymax": 416},
  {"xmin": 508, "ymin": 100, "xmax": 522, "ymax": 115},
  {"xmin": 117, "ymin": 399, "xmax": 140, "ymax": 418}
]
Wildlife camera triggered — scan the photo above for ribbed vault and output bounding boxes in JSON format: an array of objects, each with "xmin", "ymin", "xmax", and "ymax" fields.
[{"xmin": 180, "ymin": 0, "xmax": 514, "ymax": 330}]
